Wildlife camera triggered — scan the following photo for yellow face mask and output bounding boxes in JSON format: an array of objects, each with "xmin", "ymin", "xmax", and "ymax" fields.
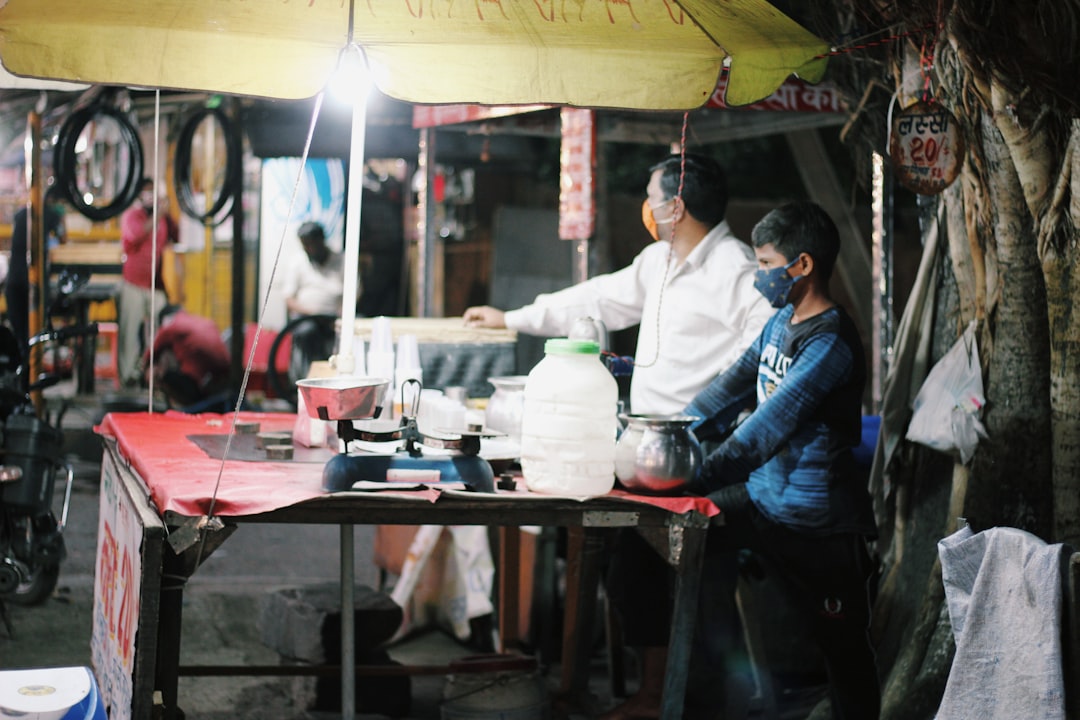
[{"xmin": 641, "ymin": 198, "xmax": 674, "ymax": 242}]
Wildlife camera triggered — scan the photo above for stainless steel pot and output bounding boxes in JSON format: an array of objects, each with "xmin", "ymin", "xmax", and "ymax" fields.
[{"xmin": 615, "ymin": 414, "xmax": 702, "ymax": 495}]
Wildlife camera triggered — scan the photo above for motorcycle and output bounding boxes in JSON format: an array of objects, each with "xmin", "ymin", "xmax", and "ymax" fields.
[{"xmin": 0, "ymin": 277, "xmax": 98, "ymax": 622}]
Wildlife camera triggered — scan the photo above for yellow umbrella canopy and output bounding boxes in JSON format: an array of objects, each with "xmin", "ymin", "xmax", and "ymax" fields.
[{"xmin": 0, "ymin": 0, "xmax": 828, "ymax": 108}]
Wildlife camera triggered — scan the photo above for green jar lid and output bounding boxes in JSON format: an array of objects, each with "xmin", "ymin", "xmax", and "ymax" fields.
[{"xmin": 544, "ymin": 338, "xmax": 600, "ymax": 354}]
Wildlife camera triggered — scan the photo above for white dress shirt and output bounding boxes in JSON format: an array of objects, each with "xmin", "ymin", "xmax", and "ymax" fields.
[
  {"xmin": 504, "ymin": 221, "xmax": 776, "ymax": 414},
  {"xmin": 281, "ymin": 249, "xmax": 346, "ymax": 316}
]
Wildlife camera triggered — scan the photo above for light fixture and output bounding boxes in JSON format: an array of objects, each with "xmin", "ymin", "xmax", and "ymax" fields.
[{"xmin": 328, "ymin": 43, "xmax": 372, "ymax": 107}]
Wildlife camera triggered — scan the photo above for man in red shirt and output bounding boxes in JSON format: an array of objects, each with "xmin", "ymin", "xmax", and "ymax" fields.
[
  {"xmin": 118, "ymin": 178, "xmax": 179, "ymax": 388},
  {"xmin": 145, "ymin": 305, "xmax": 230, "ymax": 409}
]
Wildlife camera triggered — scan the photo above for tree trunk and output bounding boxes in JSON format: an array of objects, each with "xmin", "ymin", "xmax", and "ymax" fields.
[
  {"xmin": 1041, "ymin": 122, "xmax": 1080, "ymax": 546},
  {"xmin": 962, "ymin": 112, "xmax": 1054, "ymax": 537}
]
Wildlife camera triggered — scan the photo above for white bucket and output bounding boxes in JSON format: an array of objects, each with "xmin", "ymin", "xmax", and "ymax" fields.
[
  {"xmin": 440, "ymin": 655, "xmax": 549, "ymax": 720},
  {"xmin": 0, "ymin": 666, "xmax": 102, "ymax": 720},
  {"xmin": 520, "ymin": 338, "xmax": 618, "ymax": 497}
]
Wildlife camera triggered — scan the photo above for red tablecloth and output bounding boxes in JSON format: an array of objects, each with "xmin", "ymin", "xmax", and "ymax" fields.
[{"xmin": 96, "ymin": 412, "xmax": 720, "ymax": 519}]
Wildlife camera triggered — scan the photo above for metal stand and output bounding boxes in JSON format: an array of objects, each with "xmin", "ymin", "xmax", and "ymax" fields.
[{"xmin": 341, "ymin": 523, "xmax": 355, "ymax": 720}]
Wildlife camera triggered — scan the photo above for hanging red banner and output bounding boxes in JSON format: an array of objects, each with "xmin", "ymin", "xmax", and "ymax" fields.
[
  {"xmin": 558, "ymin": 108, "xmax": 595, "ymax": 240},
  {"xmin": 412, "ymin": 104, "xmax": 549, "ymax": 128},
  {"xmin": 706, "ymin": 70, "xmax": 844, "ymax": 113}
]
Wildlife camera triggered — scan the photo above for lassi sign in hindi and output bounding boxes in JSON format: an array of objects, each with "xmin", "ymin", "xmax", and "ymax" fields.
[{"xmin": 889, "ymin": 100, "xmax": 964, "ymax": 195}]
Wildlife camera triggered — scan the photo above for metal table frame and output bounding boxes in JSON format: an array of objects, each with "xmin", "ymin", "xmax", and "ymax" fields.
[{"xmin": 100, "ymin": 439, "xmax": 710, "ymax": 719}]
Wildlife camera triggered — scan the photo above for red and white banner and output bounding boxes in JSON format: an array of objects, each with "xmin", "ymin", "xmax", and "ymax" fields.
[
  {"xmin": 412, "ymin": 104, "xmax": 550, "ymax": 129},
  {"xmin": 558, "ymin": 108, "xmax": 595, "ymax": 240},
  {"xmin": 706, "ymin": 70, "xmax": 844, "ymax": 113}
]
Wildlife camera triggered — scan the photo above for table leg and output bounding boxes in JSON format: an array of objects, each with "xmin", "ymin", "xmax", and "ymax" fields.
[
  {"xmin": 75, "ymin": 301, "xmax": 96, "ymax": 395},
  {"xmin": 660, "ymin": 524, "xmax": 707, "ymax": 719},
  {"xmin": 341, "ymin": 523, "xmax": 355, "ymax": 720},
  {"xmin": 156, "ymin": 550, "xmax": 186, "ymax": 720},
  {"xmin": 558, "ymin": 526, "xmax": 604, "ymax": 712},
  {"xmin": 497, "ymin": 526, "xmax": 521, "ymax": 651}
]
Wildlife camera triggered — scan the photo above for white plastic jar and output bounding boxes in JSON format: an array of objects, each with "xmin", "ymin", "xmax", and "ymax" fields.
[{"xmin": 520, "ymin": 338, "xmax": 618, "ymax": 496}]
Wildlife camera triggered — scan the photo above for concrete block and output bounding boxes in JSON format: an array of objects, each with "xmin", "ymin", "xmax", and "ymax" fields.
[{"xmin": 257, "ymin": 583, "xmax": 403, "ymax": 664}]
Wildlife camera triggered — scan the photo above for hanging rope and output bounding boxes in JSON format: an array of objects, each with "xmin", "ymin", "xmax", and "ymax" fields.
[
  {"xmin": 814, "ymin": 22, "xmax": 937, "ymax": 60},
  {"xmin": 147, "ymin": 91, "xmax": 161, "ymax": 413},
  {"xmin": 192, "ymin": 92, "xmax": 326, "ymax": 570},
  {"xmin": 633, "ymin": 111, "xmax": 689, "ymax": 371}
]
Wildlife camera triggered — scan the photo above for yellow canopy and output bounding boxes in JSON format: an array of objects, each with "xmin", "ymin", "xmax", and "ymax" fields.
[{"xmin": 0, "ymin": 0, "xmax": 828, "ymax": 109}]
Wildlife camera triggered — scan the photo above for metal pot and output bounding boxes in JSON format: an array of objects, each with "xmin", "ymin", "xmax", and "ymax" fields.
[
  {"xmin": 485, "ymin": 375, "xmax": 527, "ymax": 442},
  {"xmin": 569, "ymin": 316, "xmax": 609, "ymax": 352},
  {"xmin": 615, "ymin": 414, "xmax": 702, "ymax": 495}
]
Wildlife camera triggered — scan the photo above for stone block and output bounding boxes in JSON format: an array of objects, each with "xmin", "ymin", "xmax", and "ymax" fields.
[{"xmin": 257, "ymin": 583, "xmax": 403, "ymax": 664}]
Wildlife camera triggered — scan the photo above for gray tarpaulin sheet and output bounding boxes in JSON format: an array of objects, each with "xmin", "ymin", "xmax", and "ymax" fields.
[{"xmin": 937, "ymin": 525, "xmax": 1067, "ymax": 719}]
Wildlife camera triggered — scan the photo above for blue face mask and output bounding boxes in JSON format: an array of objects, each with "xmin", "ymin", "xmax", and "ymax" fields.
[{"xmin": 753, "ymin": 257, "xmax": 801, "ymax": 308}]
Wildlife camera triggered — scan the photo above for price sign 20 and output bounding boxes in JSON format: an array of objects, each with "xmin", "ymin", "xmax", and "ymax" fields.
[{"xmin": 889, "ymin": 100, "xmax": 965, "ymax": 195}]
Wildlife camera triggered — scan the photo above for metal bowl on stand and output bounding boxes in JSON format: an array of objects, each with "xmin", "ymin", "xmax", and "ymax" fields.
[{"xmin": 296, "ymin": 377, "xmax": 391, "ymax": 421}]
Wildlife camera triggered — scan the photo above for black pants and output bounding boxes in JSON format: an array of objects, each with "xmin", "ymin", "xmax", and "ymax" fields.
[
  {"xmin": 290, "ymin": 318, "xmax": 337, "ymax": 379},
  {"xmin": 606, "ymin": 484, "xmax": 881, "ymax": 720}
]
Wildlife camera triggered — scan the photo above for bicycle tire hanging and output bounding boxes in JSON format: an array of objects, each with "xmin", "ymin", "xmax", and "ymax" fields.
[
  {"xmin": 52, "ymin": 102, "xmax": 144, "ymax": 222},
  {"xmin": 173, "ymin": 106, "xmax": 241, "ymax": 226}
]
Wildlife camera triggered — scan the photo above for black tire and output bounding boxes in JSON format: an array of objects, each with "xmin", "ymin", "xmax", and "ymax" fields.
[
  {"xmin": 53, "ymin": 103, "xmax": 144, "ymax": 222},
  {"xmin": 266, "ymin": 314, "xmax": 338, "ymax": 408},
  {"xmin": 4, "ymin": 561, "xmax": 60, "ymax": 607},
  {"xmin": 173, "ymin": 106, "xmax": 240, "ymax": 226}
]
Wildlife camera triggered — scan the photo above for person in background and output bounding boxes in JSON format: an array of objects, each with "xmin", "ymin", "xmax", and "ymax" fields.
[
  {"xmin": 605, "ymin": 201, "xmax": 880, "ymax": 720},
  {"xmin": 464, "ymin": 153, "xmax": 774, "ymax": 415},
  {"xmin": 280, "ymin": 221, "xmax": 345, "ymax": 376},
  {"xmin": 144, "ymin": 304, "xmax": 230, "ymax": 410},
  {"xmin": 4, "ymin": 187, "xmax": 66, "ymax": 362},
  {"xmin": 117, "ymin": 178, "xmax": 180, "ymax": 389}
]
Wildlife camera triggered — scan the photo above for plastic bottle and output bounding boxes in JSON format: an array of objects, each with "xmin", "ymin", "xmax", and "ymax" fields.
[{"xmin": 520, "ymin": 338, "xmax": 618, "ymax": 496}]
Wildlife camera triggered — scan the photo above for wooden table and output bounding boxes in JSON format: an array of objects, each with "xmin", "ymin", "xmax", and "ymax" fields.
[{"xmin": 91, "ymin": 412, "xmax": 716, "ymax": 720}]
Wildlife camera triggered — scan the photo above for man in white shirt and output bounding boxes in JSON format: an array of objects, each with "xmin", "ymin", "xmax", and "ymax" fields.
[
  {"xmin": 280, "ymin": 221, "xmax": 345, "ymax": 375},
  {"xmin": 464, "ymin": 153, "xmax": 774, "ymax": 415},
  {"xmin": 465, "ymin": 154, "xmax": 776, "ymax": 718}
]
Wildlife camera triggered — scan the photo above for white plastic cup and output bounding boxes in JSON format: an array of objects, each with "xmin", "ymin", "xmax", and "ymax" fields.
[
  {"xmin": 370, "ymin": 315, "xmax": 394, "ymax": 354},
  {"xmin": 416, "ymin": 389, "xmax": 443, "ymax": 434},
  {"xmin": 444, "ymin": 386, "xmax": 468, "ymax": 405},
  {"xmin": 443, "ymin": 399, "xmax": 467, "ymax": 433},
  {"xmin": 350, "ymin": 337, "xmax": 367, "ymax": 376},
  {"xmin": 396, "ymin": 333, "xmax": 421, "ymax": 370},
  {"xmin": 367, "ymin": 349, "xmax": 396, "ymax": 414}
]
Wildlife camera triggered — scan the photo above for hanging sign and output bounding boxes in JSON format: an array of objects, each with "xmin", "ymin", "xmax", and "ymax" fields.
[
  {"xmin": 889, "ymin": 100, "xmax": 964, "ymax": 195},
  {"xmin": 558, "ymin": 108, "xmax": 596, "ymax": 240}
]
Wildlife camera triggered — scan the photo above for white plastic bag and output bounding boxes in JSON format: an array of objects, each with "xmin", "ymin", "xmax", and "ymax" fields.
[
  {"xmin": 905, "ymin": 321, "xmax": 988, "ymax": 463},
  {"xmin": 389, "ymin": 525, "xmax": 494, "ymax": 642}
]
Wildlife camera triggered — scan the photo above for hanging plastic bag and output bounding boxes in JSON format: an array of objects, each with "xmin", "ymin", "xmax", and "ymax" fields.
[{"xmin": 905, "ymin": 321, "xmax": 988, "ymax": 463}]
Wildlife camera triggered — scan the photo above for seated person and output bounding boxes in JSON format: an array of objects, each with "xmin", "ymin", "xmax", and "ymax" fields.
[
  {"xmin": 604, "ymin": 201, "xmax": 880, "ymax": 720},
  {"xmin": 281, "ymin": 221, "xmax": 344, "ymax": 378},
  {"xmin": 144, "ymin": 305, "xmax": 230, "ymax": 409}
]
